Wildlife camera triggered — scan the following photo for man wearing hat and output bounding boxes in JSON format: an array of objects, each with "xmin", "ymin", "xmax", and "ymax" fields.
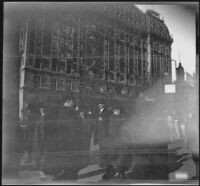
[
  {"xmin": 93, "ymin": 101, "xmax": 113, "ymax": 179},
  {"xmin": 42, "ymin": 95, "xmax": 85, "ymax": 180},
  {"xmin": 20, "ymin": 103, "xmax": 37, "ymax": 164},
  {"xmin": 34, "ymin": 103, "xmax": 48, "ymax": 178}
]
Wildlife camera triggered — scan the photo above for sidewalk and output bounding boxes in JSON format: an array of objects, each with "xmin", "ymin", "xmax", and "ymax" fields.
[{"xmin": 2, "ymin": 135, "xmax": 198, "ymax": 185}]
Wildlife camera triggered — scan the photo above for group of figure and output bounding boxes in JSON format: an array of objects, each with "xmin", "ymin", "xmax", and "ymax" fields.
[
  {"xmin": 18, "ymin": 90, "xmax": 199, "ymax": 181},
  {"xmin": 93, "ymin": 102, "xmax": 133, "ymax": 179},
  {"xmin": 19, "ymin": 96, "xmax": 132, "ymax": 180}
]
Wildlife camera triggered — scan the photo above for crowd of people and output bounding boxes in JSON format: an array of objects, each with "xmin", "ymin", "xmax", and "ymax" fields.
[
  {"xmin": 19, "ymin": 95, "xmax": 135, "ymax": 180},
  {"xmin": 18, "ymin": 91, "xmax": 199, "ymax": 181}
]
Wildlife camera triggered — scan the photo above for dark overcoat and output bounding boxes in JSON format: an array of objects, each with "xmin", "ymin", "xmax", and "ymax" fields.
[
  {"xmin": 42, "ymin": 106, "xmax": 88, "ymax": 174},
  {"xmin": 108, "ymin": 113, "xmax": 127, "ymax": 149},
  {"xmin": 93, "ymin": 107, "xmax": 113, "ymax": 147}
]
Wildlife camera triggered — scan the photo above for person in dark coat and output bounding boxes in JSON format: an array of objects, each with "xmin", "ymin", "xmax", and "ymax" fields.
[
  {"xmin": 93, "ymin": 102, "xmax": 113, "ymax": 179},
  {"xmin": 41, "ymin": 102, "xmax": 60, "ymax": 177},
  {"xmin": 20, "ymin": 104, "xmax": 37, "ymax": 163},
  {"xmin": 45, "ymin": 96, "xmax": 85, "ymax": 180},
  {"xmin": 33, "ymin": 103, "xmax": 48, "ymax": 178},
  {"xmin": 108, "ymin": 108, "xmax": 131, "ymax": 178}
]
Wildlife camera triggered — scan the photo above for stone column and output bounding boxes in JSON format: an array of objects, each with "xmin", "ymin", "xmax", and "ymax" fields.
[{"xmin": 146, "ymin": 33, "xmax": 151, "ymax": 83}]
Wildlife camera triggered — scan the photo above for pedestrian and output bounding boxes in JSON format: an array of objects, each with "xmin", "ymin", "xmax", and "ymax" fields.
[
  {"xmin": 40, "ymin": 101, "xmax": 60, "ymax": 177},
  {"xmin": 44, "ymin": 95, "xmax": 86, "ymax": 180},
  {"xmin": 93, "ymin": 102, "xmax": 113, "ymax": 179},
  {"xmin": 108, "ymin": 108, "xmax": 124, "ymax": 178},
  {"xmin": 167, "ymin": 115, "xmax": 176, "ymax": 142},
  {"xmin": 20, "ymin": 104, "xmax": 37, "ymax": 164},
  {"xmin": 109, "ymin": 107, "xmax": 134, "ymax": 179},
  {"xmin": 33, "ymin": 103, "xmax": 48, "ymax": 178}
]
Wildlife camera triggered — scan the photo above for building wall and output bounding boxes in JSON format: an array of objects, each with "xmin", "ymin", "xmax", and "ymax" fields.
[{"xmin": 17, "ymin": 4, "xmax": 173, "ymax": 114}]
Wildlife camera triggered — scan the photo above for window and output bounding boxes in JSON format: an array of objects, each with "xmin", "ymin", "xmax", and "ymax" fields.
[
  {"xmin": 28, "ymin": 24, "xmax": 36, "ymax": 54},
  {"xmin": 52, "ymin": 58, "xmax": 58, "ymax": 71},
  {"xmin": 120, "ymin": 59, "xmax": 125, "ymax": 73},
  {"xmin": 99, "ymin": 70, "xmax": 104, "ymax": 80},
  {"xmin": 35, "ymin": 24, "xmax": 42, "ymax": 55},
  {"xmin": 109, "ymin": 40, "xmax": 114, "ymax": 57},
  {"xmin": 119, "ymin": 74, "xmax": 125, "ymax": 82},
  {"xmin": 138, "ymin": 57, "xmax": 141, "ymax": 76},
  {"xmin": 42, "ymin": 18, "xmax": 52, "ymax": 56},
  {"xmin": 51, "ymin": 76, "xmax": 57, "ymax": 90},
  {"xmin": 34, "ymin": 58, "xmax": 41, "ymax": 69},
  {"xmin": 109, "ymin": 72, "xmax": 115, "ymax": 81},
  {"xmin": 57, "ymin": 77, "xmax": 65, "ymax": 91},
  {"xmin": 71, "ymin": 82, "xmax": 79, "ymax": 93},
  {"xmin": 25, "ymin": 72, "xmax": 34, "ymax": 87},
  {"xmin": 40, "ymin": 75, "xmax": 51, "ymax": 89},
  {"xmin": 67, "ymin": 59, "xmax": 72, "ymax": 74},
  {"xmin": 33, "ymin": 74, "xmax": 40, "ymax": 88},
  {"xmin": 115, "ymin": 29, "xmax": 120, "ymax": 40},
  {"xmin": 58, "ymin": 62, "xmax": 65, "ymax": 73},
  {"xmin": 125, "ymin": 34, "xmax": 129, "ymax": 42},
  {"xmin": 91, "ymin": 48, "xmax": 96, "ymax": 56},
  {"xmin": 109, "ymin": 58, "xmax": 115, "ymax": 71},
  {"xmin": 143, "ymin": 41, "xmax": 146, "ymax": 49},
  {"xmin": 129, "ymin": 76, "xmax": 134, "ymax": 84},
  {"xmin": 33, "ymin": 74, "xmax": 51, "ymax": 89},
  {"xmin": 41, "ymin": 58, "xmax": 50, "ymax": 71},
  {"xmin": 71, "ymin": 59, "xmax": 79, "ymax": 75},
  {"xmin": 27, "ymin": 56, "xmax": 35, "ymax": 67}
]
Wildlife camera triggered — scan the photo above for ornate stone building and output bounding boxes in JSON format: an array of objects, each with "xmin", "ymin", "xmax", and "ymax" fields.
[{"xmin": 17, "ymin": 3, "xmax": 173, "ymax": 116}]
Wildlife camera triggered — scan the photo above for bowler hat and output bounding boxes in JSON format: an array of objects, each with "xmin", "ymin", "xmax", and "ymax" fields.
[{"xmin": 63, "ymin": 95, "xmax": 75, "ymax": 102}]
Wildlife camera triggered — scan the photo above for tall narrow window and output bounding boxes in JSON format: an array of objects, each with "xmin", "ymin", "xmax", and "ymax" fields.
[
  {"xmin": 33, "ymin": 74, "xmax": 40, "ymax": 88},
  {"xmin": 52, "ymin": 58, "xmax": 58, "ymax": 72},
  {"xmin": 40, "ymin": 75, "xmax": 51, "ymax": 89},
  {"xmin": 28, "ymin": 21, "xmax": 36, "ymax": 54},
  {"xmin": 51, "ymin": 76, "xmax": 57, "ymax": 90},
  {"xmin": 34, "ymin": 57, "xmax": 41, "ymax": 69},
  {"xmin": 57, "ymin": 77, "xmax": 66, "ymax": 91},
  {"xmin": 43, "ymin": 18, "xmax": 52, "ymax": 56},
  {"xmin": 35, "ymin": 20, "xmax": 43, "ymax": 55},
  {"xmin": 41, "ymin": 58, "xmax": 50, "ymax": 71},
  {"xmin": 67, "ymin": 58, "xmax": 72, "ymax": 74}
]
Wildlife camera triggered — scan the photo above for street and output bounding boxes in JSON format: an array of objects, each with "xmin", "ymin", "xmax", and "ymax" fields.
[{"xmin": 2, "ymin": 131, "xmax": 199, "ymax": 185}]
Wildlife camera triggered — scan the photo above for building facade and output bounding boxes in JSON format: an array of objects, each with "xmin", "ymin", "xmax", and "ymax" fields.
[{"xmin": 17, "ymin": 3, "xmax": 173, "ymax": 116}]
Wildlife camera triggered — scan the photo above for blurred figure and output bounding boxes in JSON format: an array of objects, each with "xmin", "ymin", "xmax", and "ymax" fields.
[
  {"xmin": 109, "ymin": 108, "xmax": 131, "ymax": 178},
  {"xmin": 93, "ymin": 102, "xmax": 114, "ymax": 179},
  {"xmin": 34, "ymin": 103, "xmax": 48, "ymax": 178},
  {"xmin": 186, "ymin": 111, "xmax": 199, "ymax": 180},
  {"xmin": 167, "ymin": 115, "xmax": 177, "ymax": 142},
  {"xmin": 20, "ymin": 103, "xmax": 37, "ymax": 164},
  {"xmin": 40, "ymin": 101, "xmax": 60, "ymax": 177},
  {"xmin": 43, "ymin": 96, "xmax": 86, "ymax": 180},
  {"xmin": 75, "ymin": 103, "xmax": 93, "ymax": 152}
]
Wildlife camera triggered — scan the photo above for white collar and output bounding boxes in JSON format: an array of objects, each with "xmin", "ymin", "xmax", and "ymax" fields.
[{"xmin": 100, "ymin": 108, "xmax": 104, "ymax": 113}]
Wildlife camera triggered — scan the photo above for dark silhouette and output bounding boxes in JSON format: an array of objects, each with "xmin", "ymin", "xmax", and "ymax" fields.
[
  {"xmin": 20, "ymin": 104, "xmax": 37, "ymax": 163},
  {"xmin": 93, "ymin": 102, "xmax": 114, "ymax": 179},
  {"xmin": 176, "ymin": 62, "xmax": 185, "ymax": 81},
  {"xmin": 42, "ymin": 96, "xmax": 87, "ymax": 180}
]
